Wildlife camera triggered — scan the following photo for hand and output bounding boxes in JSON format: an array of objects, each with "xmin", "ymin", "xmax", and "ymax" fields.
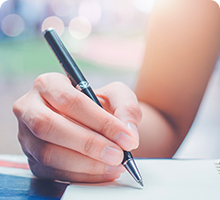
[{"xmin": 13, "ymin": 72, "xmax": 142, "ymax": 183}]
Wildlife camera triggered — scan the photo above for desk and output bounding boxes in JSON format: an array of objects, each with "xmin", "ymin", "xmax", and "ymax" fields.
[{"xmin": 0, "ymin": 154, "xmax": 68, "ymax": 199}]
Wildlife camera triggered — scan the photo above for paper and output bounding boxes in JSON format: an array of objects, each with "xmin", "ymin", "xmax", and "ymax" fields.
[{"xmin": 62, "ymin": 159, "xmax": 220, "ymax": 200}]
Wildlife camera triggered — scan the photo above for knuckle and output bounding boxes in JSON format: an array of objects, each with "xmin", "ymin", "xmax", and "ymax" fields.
[
  {"xmin": 33, "ymin": 74, "xmax": 49, "ymax": 90},
  {"xmin": 33, "ymin": 73, "xmax": 61, "ymax": 89},
  {"xmin": 123, "ymin": 100, "xmax": 142, "ymax": 123},
  {"xmin": 57, "ymin": 90, "xmax": 81, "ymax": 112},
  {"xmin": 98, "ymin": 117, "xmax": 115, "ymax": 136},
  {"xmin": 13, "ymin": 95, "xmax": 28, "ymax": 118},
  {"xmin": 84, "ymin": 135, "xmax": 96, "ymax": 154},
  {"xmin": 24, "ymin": 109, "xmax": 53, "ymax": 140},
  {"xmin": 13, "ymin": 99, "xmax": 21, "ymax": 117}
]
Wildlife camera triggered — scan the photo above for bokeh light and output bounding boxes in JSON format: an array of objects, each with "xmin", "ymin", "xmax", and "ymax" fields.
[
  {"xmin": 114, "ymin": 1, "xmax": 135, "ymax": 21},
  {"xmin": 132, "ymin": 0, "xmax": 155, "ymax": 14},
  {"xmin": 1, "ymin": 14, "xmax": 25, "ymax": 37},
  {"xmin": 41, "ymin": 16, "xmax": 64, "ymax": 36},
  {"xmin": 0, "ymin": 0, "xmax": 7, "ymax": 7},
  {"xmin": 69, "ymin": 17, "xmax": 92, "ymax": 40},
  {"xmin": 52, "ymin": 0, "xmax": 75, "ymax": 17},
  {"xmin": 78, "ymin": 0, "xmax": 102, "ymax": 26}
]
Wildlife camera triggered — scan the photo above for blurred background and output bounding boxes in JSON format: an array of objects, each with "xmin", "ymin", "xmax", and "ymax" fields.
[{"xmin": 0, "ymin": 0, "xmax": 219, "ymax": 158}]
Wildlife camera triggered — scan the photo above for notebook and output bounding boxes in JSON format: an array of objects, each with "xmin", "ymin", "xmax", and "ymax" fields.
[
  {"xmin": 0, "ymin": 155, "xmax": 68, "ymax": 199},
  {"xmin": 61, "ymin": 159, "xmax": 220, "ymax": 200}
]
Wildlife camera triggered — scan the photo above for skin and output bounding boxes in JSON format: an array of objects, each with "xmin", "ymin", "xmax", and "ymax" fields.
[
  {"xmin": 132, "ymin": 0, "xmax": 220, "ymax": 157},
  {"xmin": 13, "ymin": 76, "xmax": 140, "ymax": 182},
  {"xmin": 13, "ymin": 0, "xmax": 220, "ymax": 183}
]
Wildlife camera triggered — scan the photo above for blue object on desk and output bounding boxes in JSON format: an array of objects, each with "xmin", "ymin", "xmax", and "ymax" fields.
[{"xmin": 0, "ymin": 174, "xmax": 68, "ymax": 199}]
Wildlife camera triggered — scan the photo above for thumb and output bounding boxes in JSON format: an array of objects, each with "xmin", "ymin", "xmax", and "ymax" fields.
[{"xmin": 95, "ymin": 82, "xmax": 142, "ymax": 148}]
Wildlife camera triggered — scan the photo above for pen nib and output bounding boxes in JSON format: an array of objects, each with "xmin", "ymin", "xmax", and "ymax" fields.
[
  {"xmin": 138, "ymin": 180, "xmax": 144, "ymax": 187},
  {"xmin": 122, "ymin": 151, "xmax": 143, "ymax": 187}
]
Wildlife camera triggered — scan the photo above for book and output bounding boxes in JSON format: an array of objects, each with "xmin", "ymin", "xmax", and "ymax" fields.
[
  {"xmin": 61, "ymin": 159, "xmax": 220, "ymax": 200},
  {"xmin": 0, "ymin": 154, "xmax": 68, "ymax": 199}
]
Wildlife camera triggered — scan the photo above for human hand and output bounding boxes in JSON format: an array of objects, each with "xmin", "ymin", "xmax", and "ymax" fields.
[{"xmin": 13, "ymin": 72, "xmax": 142, "ymax": 183}]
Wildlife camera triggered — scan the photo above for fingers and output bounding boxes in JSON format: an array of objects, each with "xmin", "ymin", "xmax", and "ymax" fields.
[
  {"xmin": 95, "ymin": 82, "xmax": 142, "ymax": 143},
  {"xmin": 18, "ymin": 121, "xmax": 125, "ymax": 177},
  {"xmin": 28, "ymin": 157, "xmax": 121, "ymax": 183},
  {"xmin": 31, "ymin": 73, "xmax": 138, "ymax": 151},
  {"xmin": 15, "ymin": 95, "xmax": 124, "ymax": 166},
  {"xmin": 13, "ymin": 72, "xmax": 141, "ymax": 183}
]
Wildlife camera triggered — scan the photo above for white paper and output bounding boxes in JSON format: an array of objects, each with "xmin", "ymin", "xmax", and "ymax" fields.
[{"xmin": 62, "ymin": 159, "xmax": 220, "ymax": 200}]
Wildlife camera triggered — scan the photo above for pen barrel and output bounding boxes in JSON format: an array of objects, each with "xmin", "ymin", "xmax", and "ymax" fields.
[
  {"xmin": 44, "ymin": 28, "xmax": 86, "ymax": 87},
  {"xmin": 122, "ymin": 151, "xmax": 133, "ymax": 164},
  {"xmin": 43, "ymin": 28, "xmax": 143, "ymax": 186},
  {"xmin": 122, "ymin": 157, "xmax": 143, "ymax": 185},
  {"xmin": 81, "ymin": 87, "xmax": 103, "ymax": 108},
  {"xmin": 44, "ymin": 28, "xmax": 103, "ymax": 107}
]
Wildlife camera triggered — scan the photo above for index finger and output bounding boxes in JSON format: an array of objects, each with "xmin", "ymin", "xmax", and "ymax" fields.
[{"xmin": 33, "ymin": 73, "xmax": 138, "ymax": 151}]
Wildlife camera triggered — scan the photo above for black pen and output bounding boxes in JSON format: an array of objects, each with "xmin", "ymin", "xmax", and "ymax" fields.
[{"xmin": 43, "ymin": 28, "xmax": 143, "ymax": 187}]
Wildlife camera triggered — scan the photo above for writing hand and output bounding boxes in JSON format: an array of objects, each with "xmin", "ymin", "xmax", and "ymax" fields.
[{"xmin": 13, "ymin": 73, "xmax": 141, "ymax": 183}]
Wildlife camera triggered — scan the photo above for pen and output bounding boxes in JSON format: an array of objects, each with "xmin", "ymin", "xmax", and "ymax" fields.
[{"xmin": 43, "ymin": 28, "xmax": 143, "ymax": 187}]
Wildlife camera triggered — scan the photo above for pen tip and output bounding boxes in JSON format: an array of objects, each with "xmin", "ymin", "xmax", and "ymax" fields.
[{"xmin": 139, "ymin": 180, "xmax": 144, "ymax": 187}]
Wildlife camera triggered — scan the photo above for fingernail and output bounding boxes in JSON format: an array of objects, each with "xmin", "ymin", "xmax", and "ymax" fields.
[
  {"xmin": 127, "ymin": 122, "xmax": 139, "ymax": 149},
  {"xmin": 101, "ymin": 146, "xmax": 123, "ymax": 165},
  {"xmin": 105, "ymin": 164, "xmax": 125, "ymax": 174},
  {"xmin": 114, "ymin": 132, "xmax": 137, "ymax": 151}
]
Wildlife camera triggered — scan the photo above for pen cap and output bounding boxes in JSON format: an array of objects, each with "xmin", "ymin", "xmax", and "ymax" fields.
[{"xmin": 43, "ymin": 28, "xmax": 87, "ymax": 87}]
